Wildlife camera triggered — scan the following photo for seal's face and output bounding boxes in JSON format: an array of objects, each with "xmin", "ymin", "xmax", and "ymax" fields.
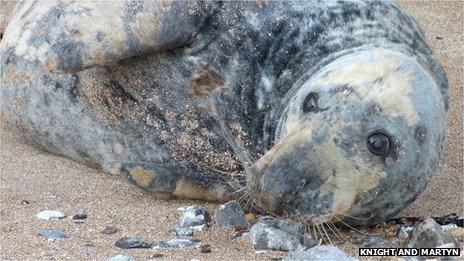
[{"xmin": 247, "ymin": 49, "xmax": 446, "ymax": 226}]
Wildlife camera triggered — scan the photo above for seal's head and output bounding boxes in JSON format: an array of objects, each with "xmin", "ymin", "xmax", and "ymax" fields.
[{"xmin": 248, "ymin": 49, "xmax": 447, "ymax": 226}]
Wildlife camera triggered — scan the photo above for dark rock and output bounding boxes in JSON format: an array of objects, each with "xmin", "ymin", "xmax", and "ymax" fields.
[
  {"xmin": 435, "ymin": 36, "xmax": 444, "ymax": 40},
  {"xmin": 148, "ymin": 253, "xmax": 164, "ymax": 258},
  {"xmin": 232, "ymin": 230, "xmax": 249, "ymax": 239},
  {"xmin": 72, "ymin": 212, "xmax": 88, "ymax": 220},
  {"xmin": 284, "ymin": 246, "xmax": 354, "ymax": 260},
  {"xmin": 215, "ymin": 201, "xmax": 248, "ymax": 229},
  {"xmin": 114, "ymin": 236, "xmax": 151, "ymax": 249},
  {"xmin": 153, "ymin": 238, "xmax": 200, "ymax": 248},
  {"xmin": 174, "ymin": 227, "xmax": 194, "ymax": 236},
  {"xmin": 179, "ymin": 206, "xmax": 211, "ymax": 227},
  {"xmin": 101, "ymin": 226, "xmax": 119, "ymax": 235},
  {"xmin": 457, "ymin": 213, "xmax": 464, "ymax": 227},
  {"xmin": 21, "ymin": 200, "xmax": 30, "ymax": 205},
  {"xmin": 38, "ymin": 229, "xmax": 68, "ymax": 239},
  {"xmin": 250, "ymin": 216, "xmax": 316, "ymax": 251},
  {"xmin": 108, "ymin": 255, "xmax": 135, "ymax": 261},
  {"xmin": 407, "ymin": 218, "xmax": 461, "ymax": 249},
  {"xmin": 200, "ymin": 244, "xmax": 212, "ymax": 253}
]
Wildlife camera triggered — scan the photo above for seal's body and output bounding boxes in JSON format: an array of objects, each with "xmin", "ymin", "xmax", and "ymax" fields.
[{"xmin": 1, "ymin": 1, "xmax": 448, "ymax": 226}]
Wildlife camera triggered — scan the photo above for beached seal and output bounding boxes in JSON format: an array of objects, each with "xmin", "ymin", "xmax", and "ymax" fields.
[{"xmin": 0, "ymin": 1, "xmax": 448, "ymax": 226}]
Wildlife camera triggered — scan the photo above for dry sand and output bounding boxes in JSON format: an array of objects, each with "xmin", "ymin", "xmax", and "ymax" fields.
[{"xmin": 0, "ymin": 1, "xmax": 462, "ymax": 260}]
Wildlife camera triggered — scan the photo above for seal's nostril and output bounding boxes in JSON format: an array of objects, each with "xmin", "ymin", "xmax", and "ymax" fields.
[
  {"xmin": 367, "ymin": 132, "xmax": 391, "ymax": 156},
  {"xmin": 303, "ymin": 92, "xmax": 318, "ymax": 113}
]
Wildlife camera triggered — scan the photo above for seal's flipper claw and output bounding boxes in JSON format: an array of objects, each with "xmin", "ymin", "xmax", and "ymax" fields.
[{"xmin": 3, "ymin": 1, "xmax": 215, "ymax": 73}]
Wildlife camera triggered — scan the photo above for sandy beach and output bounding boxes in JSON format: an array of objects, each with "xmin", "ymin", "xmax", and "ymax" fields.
[{"xmin": 1, "ymin": 1, "xmax": 462, "ymax": 260}]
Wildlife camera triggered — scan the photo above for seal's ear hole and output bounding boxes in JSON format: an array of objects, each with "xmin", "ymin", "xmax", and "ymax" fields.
[
  {"xmin": 303, "ymin": 92, "xmax": 318, "ymax": 113},
  {"xmin": 367, "ymin": 131, "xmax": 391, "ymax": 156}
]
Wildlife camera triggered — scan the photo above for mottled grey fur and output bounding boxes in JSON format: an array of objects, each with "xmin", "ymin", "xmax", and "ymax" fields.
[{"xmin": 0, "ymin": 1, "xmax": 448, "ymax": 226}]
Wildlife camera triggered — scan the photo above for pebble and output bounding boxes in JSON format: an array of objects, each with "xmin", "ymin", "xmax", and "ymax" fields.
[
  {"xmin": 108, "ymin": 255, "xmax": 135, "ymax": 261},
  {"xmin": 457, "ymin": 213, "xmax": 464, "ymax": 227},
  {"xmin": 232, "ymin": 231, "xmax": 249, "ymax": 239},
  {"xmin": 148, "ymin": 253, "xmax": 164, "ymax": 258},
  {"xmin": 250, "ymin": 216, "xmax": 316, "ymax": 251},
  {"xmin": 153, "ymin": 238, "xmax": 200, "ymax": 248},
  {"xmin": 101, "ymin": 226, "xmax": 119, "ymax": 235},
  {"xmin": 284, "ymin": 245, "xmax": 354, "ymax": 260},
  {"xmin": 21, "ymin": 200, "xmax": 30, "ymax": 205},
  {"xmin": 215, "ymin": 201, "xmax": 248, "ymax": 229},
  {"xmin": 199, "ymin": 244, "xmax": 212, "ymax": 253},
  {"xmin": 245, "ymin": 213, "xmax": 257, "ymax": 223},
  {"xmin": 174, "ymin": 227, "xmax": 194, "ymax": 236},
  {"xmin": 114, "ymin": 236, "xmax": 151, "ymax": 249},
  {"xmin": 38, "ymin": 229, "xmax": 68, "ymax": 239},
  {"xmin": 191, "ymin": 224, "xmax": 208, "ymax": 231},
  {"xmin": 179, "ymin": 205, "xmax": 211, "ymax": 227},
  {"xmin": 72, "ymin": 212, "xmax": 88, "ymax": 220},
  {"xmin": 407, "ymin": 218, "xmax": 460, "ymax": 249},
  {"xmin": 37, "ymin": 210, "xmax": 65, "ymax": 220},
  {"xmin": 441, "ymin": 223, "xmax": 458, "ymax": 231},
  {"xmin": 397, "ymin": 225, "xmax": 413, "ymax": 240},
  {"xmin": 397, "ymin": 229, "xmax": 409, "ymax": 240}
]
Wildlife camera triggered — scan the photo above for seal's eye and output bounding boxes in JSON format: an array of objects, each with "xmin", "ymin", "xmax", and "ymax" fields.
[
  {"xmin": 367, "ymin": 132, "xmax": 391, "ymax": 156},
  {"xmin": 303, "ymin": 92, "xmax": 318, "ymax": 113}
]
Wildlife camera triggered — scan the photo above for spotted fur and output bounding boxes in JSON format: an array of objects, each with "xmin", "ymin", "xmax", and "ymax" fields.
[{"xmin": 0, "ymin": 1, "xmax": 448, "ymax": 226}]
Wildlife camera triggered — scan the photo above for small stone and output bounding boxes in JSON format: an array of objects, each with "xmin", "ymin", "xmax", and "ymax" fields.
[
  {"xmin": 179, "ymin": 205, "xmax": 211, "ymax": 227},
  {"xmin": 191, "ymin": 224, "xmax": 208, "ymax": 231},
  {"xmin": 232, "ymin": 231, "xmax": 249, "ymax": 239},
  {"xmin": 114, "ymin": 236, "xmax": 151, "ymax": 249},
  {"xmin": 72, "ymin": 212, "xmax": 88, "ymax": 220},
  {"xmin": 21, "ymin": 200, "xmax": 30, "ymax": 205},
  {"xmin": 407, "ymin": 218, "xmax": 461, "ymax": 249},
  {"xmin": 435, "ymin": 36, "xmax": 444, "ymax": 40},
  {"xmin": 457, "ymin": 213, "xmax": 464, "ymax": 227},
  {"xmin": 397, "ymin": 224, "xmax": 413, "ymax": 240},
  {"xmin": 174, "ymin": 227, "xmax": 194, "ymax": 236},
  {"xmin": 199, "ymin": 244, "xmax": 211, "ymax": 253},
  {"xmin": 216, "ymin": 201, "xmax": 248, "ymax": 229},
  {"xmin": 284, "ymin": 246, "xmax": 354, "ymax": 260},
  {"xmin": 101, "ymin": 226, "xmax": 119, "ymax": 235},
  {"xmin": 108, "ymin": 255, "xmax": 135, "ymax": 261},
  {"xmin": 148, "ymin": 253, "xmax": 164, "ymax": 258},
  {"xmin": 153, "ymin": 238, "xmax": 200, "ymax": 248},
  {"xmin": 38, "ymin": 229, "xmax": 68, "ymax": 239},
  {"xmin": 37, "ymin": 210, "xmax": 65, "ymax": 220},
  {"xmin": 441, "ymin": 223, "xmax": 458, "ymax": 231},
  {"xmin": 250, "ymin": 216, "xmax": 315, "ymax": 251},
  {"xmin": 245, "ymin": 213, "xmax": 257, "ymax": 223},
  {"xmin": 397, "ymin": 229, "xmax": 409, "ymax": 240}
]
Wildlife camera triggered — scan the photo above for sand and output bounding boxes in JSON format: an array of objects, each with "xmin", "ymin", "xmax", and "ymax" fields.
[{"xmin": 0, "ymin": 1, "xmax": 462, "ymax": 260}]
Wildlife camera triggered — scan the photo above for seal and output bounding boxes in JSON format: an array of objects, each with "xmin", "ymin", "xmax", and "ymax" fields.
[{"xmin": 0, "ymin": 1, "xmax": 449, "ymax": 226}]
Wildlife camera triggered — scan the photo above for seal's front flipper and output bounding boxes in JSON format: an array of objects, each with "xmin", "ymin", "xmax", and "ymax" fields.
[{"xmin": 3, "ymin": 1, "xmax": 216, "ymax": 73}]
